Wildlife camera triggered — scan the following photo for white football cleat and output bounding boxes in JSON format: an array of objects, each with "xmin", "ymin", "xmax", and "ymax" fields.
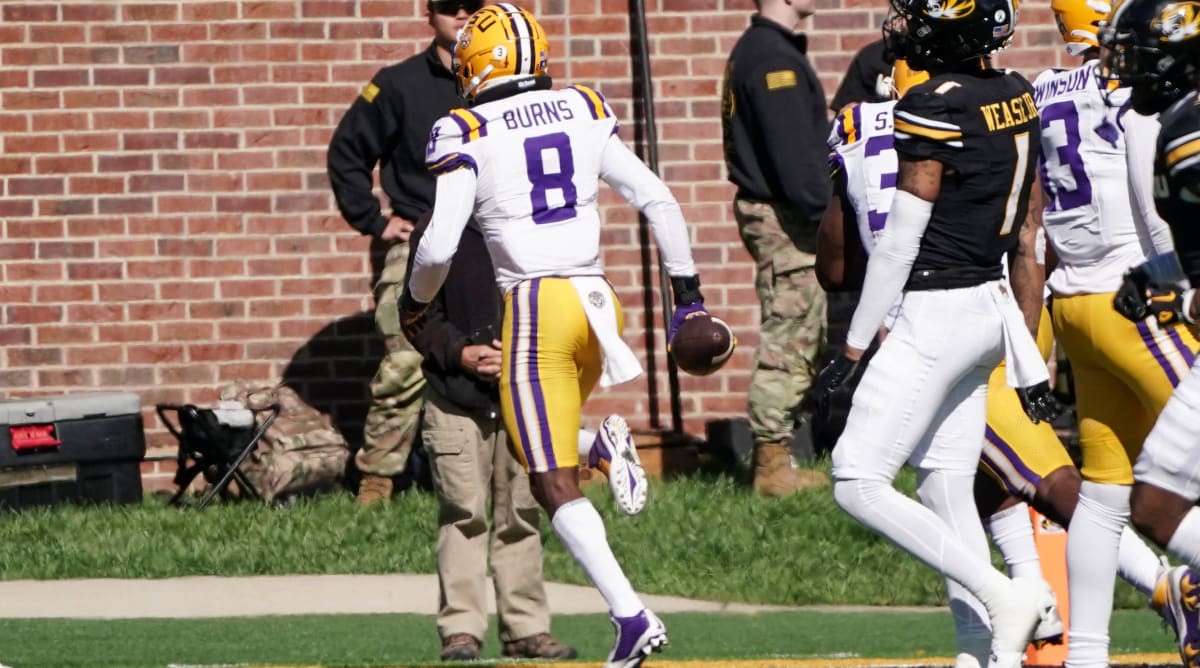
[
  {"xmin": 986, "ymin": 577, "xmax": 1048, "ymax": 668},
  {"xmin": 1031, "ymin": 584, "xmax": 1065, "ymax": 647},
  {"xmin": 589, "ymin": 415, "xmax": 648, "ymax": 515}
]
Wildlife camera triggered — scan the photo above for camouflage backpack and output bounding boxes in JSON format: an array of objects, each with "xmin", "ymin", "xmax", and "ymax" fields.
[{"xmin": 218, "ymin": 381, "xmax": 350, "ymax": 503}]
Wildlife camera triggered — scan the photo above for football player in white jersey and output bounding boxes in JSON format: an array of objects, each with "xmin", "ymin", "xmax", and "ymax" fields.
[
  {"xmin": 400, "ymin": 5, "xmax": 717, "ymax": 667},
  {"xmin": 1033, "ymin": 0, "xmax": 1200, "ymax": 665}
]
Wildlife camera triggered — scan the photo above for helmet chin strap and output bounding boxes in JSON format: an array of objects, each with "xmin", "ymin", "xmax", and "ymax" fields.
[{"xmin": 462, "ymin": 64, "xmax": 494, "ymax": 99}]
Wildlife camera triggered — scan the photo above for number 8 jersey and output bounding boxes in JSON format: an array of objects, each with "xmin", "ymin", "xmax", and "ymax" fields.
[{"xmin": 423, "ymin": 84, "xmax": 693, "ymax": 295}]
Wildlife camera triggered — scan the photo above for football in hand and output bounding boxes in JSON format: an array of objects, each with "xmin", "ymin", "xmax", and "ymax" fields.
[{"xmin": 670, "ymin": 315, "xmax": 736, "ymax": 376}]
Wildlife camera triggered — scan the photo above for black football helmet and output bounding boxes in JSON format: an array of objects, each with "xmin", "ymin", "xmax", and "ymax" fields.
[
  {"xmin": 883, "ymin": 0, "xmax": 1019, "ymax": 70},
  {"xmin": 1097, "ymin": 0, "xmax": 1200, "ymax": 113}
]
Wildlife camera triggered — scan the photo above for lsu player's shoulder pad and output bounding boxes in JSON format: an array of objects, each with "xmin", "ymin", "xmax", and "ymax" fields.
[
  {"xmin": 566, "ymin": 84, "xmax": 619, "ymax": 134},
  {"xmin": 425, "ymin": 107, "xmax": 489, "ymax": 176},
  {"xmin": 829, "ymin": 102, "xmax": 864, "ymax": 150},
  {"xmin": 892, "ymin": 77, "xmax": 965, "ymax": 162}
]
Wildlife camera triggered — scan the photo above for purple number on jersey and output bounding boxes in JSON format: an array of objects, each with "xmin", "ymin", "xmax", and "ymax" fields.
[
  {"xmin": 865, "ymin": 134, "xmax": 897, "ymax": 233},
  {"xmin": 1038, "ymin": 100, "xmax": 1093, "ymax": 212},
  {"xmin": 524, "ymin": 132, "xmax": 578, "ymax": 225}
]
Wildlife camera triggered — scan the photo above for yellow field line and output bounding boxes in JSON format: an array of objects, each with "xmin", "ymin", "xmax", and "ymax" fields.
[{"xmin": 249, "ymin": 651, "xmax": 1180, "ymax": 668}]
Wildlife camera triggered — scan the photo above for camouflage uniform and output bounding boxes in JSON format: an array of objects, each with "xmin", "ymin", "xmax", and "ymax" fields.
[
  {"xmin": 358, "ymin": 240, "xmax": 427, "ymax": 477},
  {"xmin": 735, "ymin": 198, "xmax": 827, "ymax": 446}
]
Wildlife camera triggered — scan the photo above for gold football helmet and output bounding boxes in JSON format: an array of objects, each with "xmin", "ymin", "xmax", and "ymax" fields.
[
  {"xmin": 889, "ymin": 58, "xmax": 930, "ymax": 98},
  {"xmin": 454, "ymin": 3, "xmax": 549, "ymax": 100},
  {"xmin": 1051, "ymin": 0, "xmax": 1111, "ymax": 53}
]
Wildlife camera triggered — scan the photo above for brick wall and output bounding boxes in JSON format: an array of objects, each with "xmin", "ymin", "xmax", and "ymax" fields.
[{"xmin": 0, "ymin": 0, "xmax": 1070, "ymax": 490}]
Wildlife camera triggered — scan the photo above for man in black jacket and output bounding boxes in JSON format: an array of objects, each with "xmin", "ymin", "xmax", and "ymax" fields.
[
  {"xmin": 721, "ymin": 0, "xmax": 832, "ymax": 496},
  {"xmin": 326, "ymin": 0, "xmax": 475, "ymax": 504},
  {"xmin": 405, "ymin": 218, "xmax": 576, "ymax": 662}
]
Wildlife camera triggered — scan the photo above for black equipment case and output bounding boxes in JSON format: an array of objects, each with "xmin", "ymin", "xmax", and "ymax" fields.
[{"xmin": 0, "ymin": 392, "xmax": 146, "ymax": 508}]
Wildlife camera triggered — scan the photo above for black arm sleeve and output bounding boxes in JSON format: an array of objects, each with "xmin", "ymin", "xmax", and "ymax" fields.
[
  {"xmin": 749, "ymin": 59, "xmax": 832, "ymax": 217},
  {"xmin": 327, "ymin": 76, "xmax": 402, "ymax": 238},
  {"xmin": 403, "ymin": 221, "xmax": 469, "ymax": 371}
]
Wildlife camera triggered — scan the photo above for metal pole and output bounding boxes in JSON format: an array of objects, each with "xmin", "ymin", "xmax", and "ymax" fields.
[{"xmin": 629, "ymin": 0, "xmax": 683, "ymax": 435}]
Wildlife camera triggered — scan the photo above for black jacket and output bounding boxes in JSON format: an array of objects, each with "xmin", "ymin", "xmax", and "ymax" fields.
[
  {"xmin": 721, "ymin": 16, "xmax": 831, "ymax": 221},
  {"xmin": 830, "ymin": 39, "xmax": 893, "ymax": 112},
  {"xmin": 404, "ymin": 220, "xmax": 502, "ymax": 419},
  {"xmin": 327, "ymin": 44, "xmax": 460, "ymax": 237}
]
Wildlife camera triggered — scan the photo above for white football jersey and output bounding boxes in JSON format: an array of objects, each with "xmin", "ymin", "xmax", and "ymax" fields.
[
  {"xmin": 1032, "ymin": 60, "xmax": 1153, "ymax": 295},
  {"xmin": 827, "ymin": 101, "xmax": 900, "ymax": 256},
  {"xmin": 423, "ymin": 85, "xmax": 619, "ymax": 294}
]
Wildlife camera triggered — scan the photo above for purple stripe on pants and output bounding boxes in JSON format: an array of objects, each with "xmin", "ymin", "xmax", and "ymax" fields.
[
  {"xmin": 983, "ymin": 425, "xmax": 1042, "ymax": 501},
  {"xmin": 1137, "ymin": 320, "xmax": 1180, "ymax": 386},
  {"xmin": 509, "ymin": 283, "xmax": 537, "ymax": 468},
  {"xmin": 1165, "ymin": 327, "xmax": 1197, "ymax": 369},
  {"xmin": 527, "ymin": 279, "xmax": 557, "ymax": 469}
]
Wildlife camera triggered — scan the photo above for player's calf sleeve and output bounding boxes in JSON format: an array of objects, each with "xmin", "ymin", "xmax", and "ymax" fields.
[
  {"xmin": 1118, "ymin": 524, "xmax": 1164, "ymax": 596},
  {"xmin": 1167, "ymin": 508, "xmax": 1200, "ymax": 571},
  {"xmin": 986, "ymin": 502, "xmax": 1044, "ymax": 581},
  {"xmin": 551, "ymin": 497, "xmax": 643, "ymax": 617},
  {"xmin": 834, "ymin": 478, "xmax": 1009, "ymax": 602},
  {"xmin": 1065, "ymin": 481, "xmax": 1130, "ymax": 668}
]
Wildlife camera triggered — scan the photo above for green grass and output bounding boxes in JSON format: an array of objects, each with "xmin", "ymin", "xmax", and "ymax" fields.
[
  {"xmin": 0, "ymin": 609, "xmax": 1177, "ymax": 667},
  {"xmin": 0, "ymin": 469, "xmax": 1147, "ymax": 608}
]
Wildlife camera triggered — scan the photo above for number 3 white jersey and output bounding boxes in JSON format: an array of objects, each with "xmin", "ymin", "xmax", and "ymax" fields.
[
  {"xmin": 1032, "ymin": 61, "xmax": 1153, "ymax": 296},
  {"xmin": 827, "ymin": 101, "xmax": 900, "ymax": 256},
  {"xmin": 420, "ymin": 84, "xmax": 694, "ymax": 295}
]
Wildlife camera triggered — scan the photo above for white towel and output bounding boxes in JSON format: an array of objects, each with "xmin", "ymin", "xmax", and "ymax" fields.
[
  {"xmin": 990, "ymin": 282, "xmax": 1050, "ymax": 389},
  {"xmin": 569, "ymin": 276, "xmax": 643, "ymax": 388}
]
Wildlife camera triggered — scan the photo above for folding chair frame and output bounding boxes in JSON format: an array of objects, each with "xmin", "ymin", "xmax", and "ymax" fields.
[{"xmin": 156, "ymin": 403, "xmax": 280, "ymax": 509}]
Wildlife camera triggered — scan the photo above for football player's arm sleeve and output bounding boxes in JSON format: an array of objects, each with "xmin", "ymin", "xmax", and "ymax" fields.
[
  {"xmin": 845, "ymin": 163, "xmax": 938, "ymax": 351},
  {"xmin": 599, "ymin": 134, "xmax": 697, "ymax": 278},
  {"xmin": 401, "ymin": 221, "xmax": 468, "ymax": 371},
  {"xmin": 1125, "ymin": 112, "xmax": 1176, "ymax": 257},
  {"xmin": 749, "ymin": 59, "xmax": 832, "ymax": 218},
  {"xmin": 407, "ymin": 167, "xmax": 476, "ymax": 304},
  {"xmin": 892, "ymin": 91, "xmax": 963, "ymax": 168},
  {"xmin": 327, "ymin": 76, "xmax": 400, "ymax": 238}
]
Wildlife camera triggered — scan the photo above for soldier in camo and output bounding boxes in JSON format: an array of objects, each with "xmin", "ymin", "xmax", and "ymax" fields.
[
  {"xmin": 722, "ymin": 1, "xmax": 833, "ymax": 495},
  {"xmin": 220, "ymin": 381, "xmax": 350, "ymax": 504},
  {"xmin": 357, "ymin": 242, "xmax": 427, "ymax": 502},
  {"xmin": 326, "ymin": 0, "xmax": 463, "ymax": 504}
]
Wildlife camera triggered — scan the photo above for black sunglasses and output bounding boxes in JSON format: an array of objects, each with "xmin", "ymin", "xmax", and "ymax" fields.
[{"xmin": 429, "ymin": 0, "xmax": 483, "ymax": 16}]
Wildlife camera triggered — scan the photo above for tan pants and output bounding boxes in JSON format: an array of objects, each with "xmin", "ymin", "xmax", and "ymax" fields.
[{"xmin": 422, "ymin": 385, "xmax": 550, "ymax": 642}]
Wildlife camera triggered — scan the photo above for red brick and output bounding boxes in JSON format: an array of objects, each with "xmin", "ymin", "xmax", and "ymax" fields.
[
  {"xmin": 6, "ymin": 305, "xmax": 62, "ymax": 325},
  {"xmin": 37, "ymin": 241, "xmax": 96, "ymax": 259},
  {"xmin": 9, "ymin": 177, "xmax": 64, "ymax": 196},
  {"xmin": 90, "ymin": 25, "xmax": 150, "ymax": 43},
  {"xmin": 189, "ymin": 301, "xmax": 245, "ymax": 319},
  {"xmin": 0, "ymin": 328, "xmax": 33, "ymax": 346},
  {"xmin": 150, "ymin": 24, "xmax": 208, "ymax": 42},
  {"xmin": 95, "ymin": 68, "xmax": 150, "ymax": 86},
  {"xmin": 129, "ymin": 174, "xmax": 185, "ymax": 192},
  {"xmin": 270, "ymin": 22, "xmax": 327, "ymax": 40},
  {"xmin": 4, "ymin": 4, "xmax": 58, "ymax": 21},
  {"xmin": 160, "ymin": 281, "xmax": 216, "ymax": 301},
  {"xmin": 36, "ymin": 324, "xmax": 95, "ymax": 344},
  {"xmin": 6, "ymin": 263, "xmax": 62, "ymax": 281},
  {"xmin": 0, "ymin": 370, "xmax": 33, "ymax": 387},
  {"xmin": 158, "ymin": 152, "xmax": 216, "ymax": 171},
  {"xmin": 98, "ymin": 282, "xmax": 156, "ymax": 302},
  {"xmin": 0, "ymin": 200, "xmax": 38, "ymax": 220},
  {"xmin": 155, "ymin": 67, "xmax": 211, "ymax": 86},
  {"xmin": 123, "ymin": 89, "xmax": 180, "ymax": 108},
  {"xmin": 32, "ymin": 112, "xmax": 91, "ymax": 133},
  {"xmin": 68, "ymin": 218, "xmax": 124, "ymax": 237},
  {"xmin": 3, "ymin": 90, "xmax": 59, "ymax": 110},
  {"xmin": 8, "ymin": 347, "xmax": 63, "ymax": 365},
  {"xmin": 188, "ymin": 343, "xmax": 245, "ymax": 362},
  {"xmin": 183, "ymin": 132, "xmax": 239, "ymax": 149},
  {"xmin": 100, "ymin": 367, "xmax": 156, "ymax": 386},
  {"xmin": 126, "ymin": 344, "xmax": 185, "ymax": 363},
  {"xmin": 97, "ymin": 197, "xmax": 154, "ymax": 215},
  {"xmin": 123, "ymin": 4, "xmax": 180, "ymax": 21},
  {"xmin": 123, "ymin": 132, "xmax": 179, "ymax": 151},
  {"xmin": 158, "ymin": 322, "xmax": 215, "ymax": 341},
  {"xmin": 217, "ymin": 151, "xmax": 274, "ymax": 171},
  {"xmin": 212, "ymin": 23, "xmax": 267, "ymax": 41},
  {"xmin": 98, "ymin": 153, "xmax": 153, "ymax": 172},
  {"xmin": 181, "ymin": 44, "xmax": 239, "ymax": 63},
  {"xmin": 67, "ymin": 262, "xmax": 123, "ymax": 281},
  {"xmin": 0, "ymin": 113, "xmax": 29, "ymax": 134},
  {"xmin": 61, "ymin": 4, "xmax": 116, "ymax": 20},
  {"xmin": 188, "ymin": 259, "xmax": 245, "ymax": 278}
]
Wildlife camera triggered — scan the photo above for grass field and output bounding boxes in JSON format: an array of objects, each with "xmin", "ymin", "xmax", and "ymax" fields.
[
  {"xmin": 0, "ymin": 469, "xmax": 1150, "ymax": 609},
  {"xmin": 0, "ymin": 609, "xmax": 1178, "ymax": 667}
]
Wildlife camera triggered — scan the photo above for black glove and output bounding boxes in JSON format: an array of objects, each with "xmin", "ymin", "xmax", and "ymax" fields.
[
  {"xmin": 398, "ymin": 290, "xmax": 429, "ymax": 343},
  {"xmin": 810, "ymin": 355, "xmax": 858, "ymax": 421},
  {"xmin": 1016, "ymin": 381, "xmax": 1064, "ymax": 425},
  {"xmin": 1114, "ymin": 267, "xmax": 1184, "ymax": 325}
]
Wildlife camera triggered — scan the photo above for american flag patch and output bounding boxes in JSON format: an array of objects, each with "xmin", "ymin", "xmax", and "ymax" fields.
[{"xmin": 765, "ymin": 70, "xmax": 797, "ymax": 90}]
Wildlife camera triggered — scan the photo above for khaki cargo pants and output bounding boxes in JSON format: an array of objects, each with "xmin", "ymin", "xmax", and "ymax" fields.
[{"xmin": 422, "ymin": 385, "xmax": 550, "ymax": 642}]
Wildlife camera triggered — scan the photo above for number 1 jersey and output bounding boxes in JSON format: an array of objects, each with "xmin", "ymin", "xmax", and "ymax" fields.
[{"xmin": 425, "ymin": 85, "xmax": 620, "ymax": 294}]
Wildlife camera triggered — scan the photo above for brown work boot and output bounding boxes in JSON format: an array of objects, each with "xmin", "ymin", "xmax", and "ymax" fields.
[
  {"xmin": 355, "ymin": 474, "xmax": 393, "ymax": 506},
  {"xmin": 752, "ymin": 441, "xmax": 829, "ymax": 497},
  {"xmin": 440, "ymin": 633, "xmax": 481, "ymax": 661},
  {"xmin": 502, "ymin": 632, "xmax": 578, "ymax": 659}
]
